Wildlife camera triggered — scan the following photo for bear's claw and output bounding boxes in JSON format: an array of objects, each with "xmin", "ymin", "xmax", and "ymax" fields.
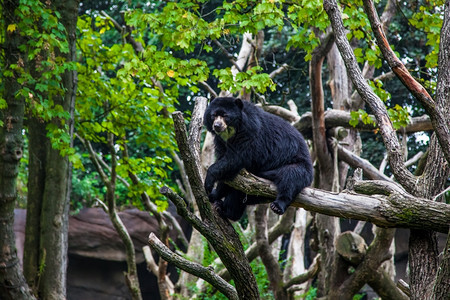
[{"xmin": 270, "ymin": 201, "xmax": 285, "ymax": 215}]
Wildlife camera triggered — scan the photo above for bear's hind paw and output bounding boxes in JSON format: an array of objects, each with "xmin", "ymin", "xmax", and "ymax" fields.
[{"xmin": 270, "ymin": 201, "xmax": 286, "ymax": 215}]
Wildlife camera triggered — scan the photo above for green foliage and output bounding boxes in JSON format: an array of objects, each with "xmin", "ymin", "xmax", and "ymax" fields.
[
  {"xmin": 387, "ymin": 104, "xmax": 411, "ymax": 130},
  {"xmin": 353, "ymin": 293, "xmax": 365, "ymax": 300},
  {"xmin": 349, "ymin": 109, "xmax": 376, "ymax": 127},
  {"xmin": 409, "ymin": 1, "xmax": 445, "ymax": 68},
  {"xmin": 369, "ymin": 79, "xmax": 391, "ymax": 103},
  {"xmin": 0, "ymin": 0, "xmax": 78, "ymax": 170},
  {"xmin": 298, "ymin": 286, "xmax": 317, "ymax": 300},
  {"xmin": 213, "ymin": 66, "xmax": 276, "ymax": 94},
  {"xmin": 74, "ymin": 13, "xmax": 187, "ymax": 209},
  {"xmin": 286, "ymin": 0, "xmax": 329, "ymax": 60}
]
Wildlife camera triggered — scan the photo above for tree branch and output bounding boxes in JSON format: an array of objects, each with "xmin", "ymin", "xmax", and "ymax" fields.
[
  {"xmin": 284, "ymin": 254, "xmax": 321, "ymax": 290},
  {"xmin": 148, "ymin": 233, "xmax": 238, "ymax": 300},
  {"xmin": 142, "ymin": 246, "xmax": 174, "ymax": 294},
  {"xmin": 269, "ymin": 63, "xmax": 289, "ymax": 79},
  {"xmin": 227, "ymin": 172, "xmax": 450, "ymax": 233},
  {"xmin": 172, "ymin": 111, "xmax": 213, "ymax": 221},
  {"xmin": 294, "ymin": 110, "xmax": 432, "ymax": 139},
  {"xmin": 255, "ymin": 205, "xmax": 287, "ymax": 299},
  {"xmin": 337, "ymin": 145, "xmax": 391, "ymax": 181},
  {"xmin": 332, "ymin": 227, "xmax": 408, "ymax": 299},
  {"xmin": 261, "ymin": 104, "xmax": 300, "ymax": 123}
]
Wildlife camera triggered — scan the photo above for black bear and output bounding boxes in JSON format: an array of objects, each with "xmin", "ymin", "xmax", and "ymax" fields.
[{"xmin": 204, "ymin": 97, "xmax": 313, "ymax": 221}]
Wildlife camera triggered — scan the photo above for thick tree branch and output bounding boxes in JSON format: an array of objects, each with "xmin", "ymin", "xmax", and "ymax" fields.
[
  {"xmin": 227, "ymin": 172, "xmax": 450, "ymax": 233},
  {"xmin": 148, "ymin": 233, "xmax": 238, "ymax": 300},
  {"xmin": 255, "ymin": 205, "xmax": 287, "ymax": 299},
  {"xmin": 294, "ymin": 110, "xmax": 432, "ymax": 139},
  {"xmin": 362, "ymin": 0, "xmax": 450, "ymax": 164},
  {"xmin": 172, "ymin": 111, "xmax": 213, "ymax": 222},
  {"xmin": 261, "ymin": 104, "xmax": 300, "ymax": 123},
  {"xmin": 199, "ymin": 207, "xmax": 295, "ymax": 295},
  {"xmin": 433, "ymin": 231, "xmax": 450, "ymax": 298}
]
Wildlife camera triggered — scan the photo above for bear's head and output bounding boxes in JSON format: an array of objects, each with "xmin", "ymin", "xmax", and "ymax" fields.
[{"xmin": 204, "ymin": 97, "xmax": 243, "ymax": 141}]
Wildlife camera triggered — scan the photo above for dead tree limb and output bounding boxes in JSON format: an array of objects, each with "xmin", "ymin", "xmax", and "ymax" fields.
[{"xmin": 337, "ymin": 145, "xmax": 391, "ymax": 181}]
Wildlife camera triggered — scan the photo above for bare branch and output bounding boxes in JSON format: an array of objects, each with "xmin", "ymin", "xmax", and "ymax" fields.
[
  {"xmin": 255, "ymin": 205, "xmax": 287, "ymax": 299},
  {"xmin": 261, "ymin": 104, "xmax": 300, "ymax": 123},
  {"xmin": 213, "ymin": 39, "xmax": 243, "ymax": 72},
  {"xmin": 159, "ymin": 186, "xmax": 211, "ymax": 240},
  {"xmin": 353, "ymin": 221, "xmax": 367, "ymax": 235},
  {"xmin": 199, "ymin": 81, "xmax": 218, "ymax": 98},
  {"xmin": 337, "ymin": 145, "xmax": 391, "ymax": 181},
  {"xmin": 269, "ymin": 63, "xmax": 289, "ymax": 79},
  {"xmin": 284, "ymin": 254, "xmax": 321, "ymax": 289},
  {"xmin": 405, "ymin": 151, "xmax": 424, "ymax": 168},
  {"xmin": 148, "ymin": 233, "xmax": 239, "ymax": 300},
  {"xmin": 143, "ymin": 245, "xmax": 159, "ymax": 275}
]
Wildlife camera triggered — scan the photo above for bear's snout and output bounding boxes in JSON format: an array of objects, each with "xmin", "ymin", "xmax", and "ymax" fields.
[{"xmin": 213, "ymin": 117, "xmax": 227, "ymax": 133}]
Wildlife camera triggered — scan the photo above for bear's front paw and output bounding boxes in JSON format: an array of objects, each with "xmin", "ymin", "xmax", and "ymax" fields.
[
  {"xmin": 208, "ymin": 189, "xmax": 220, "ymax": 203},
  {"xmin": 270, "ymin": 201, "xmax": 286, "ymax": 215},
  {"xmin": 204, "ymin": 176, "xmax": 215, "ymax": 195},
  {"xmin": 212, "ymin": 201, "xmax": 225, "ymax": 215}
]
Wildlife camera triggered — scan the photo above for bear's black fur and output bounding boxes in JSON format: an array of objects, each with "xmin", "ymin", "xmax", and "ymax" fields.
[{"xmin": 204, "ymin": 97, "xmax": 313, "ymax": 221}]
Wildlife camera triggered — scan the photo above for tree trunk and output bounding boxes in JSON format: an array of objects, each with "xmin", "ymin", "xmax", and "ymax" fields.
[
  {"xmin": 0, "ymin": 0, "xmax": 36, "ymax": 298},
  {"xmin": 310, "ymin": 32, "xmax": 342, "ymax": 297},
  {"xmin": 24, "ymin": 0, "xmax": 79, "ymax": 298}
]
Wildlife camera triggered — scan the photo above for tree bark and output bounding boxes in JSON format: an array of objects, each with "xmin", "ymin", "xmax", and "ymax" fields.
[
  {"xmin": 23, "ymin": 1, "xmax": 79, "ymax": 298},
  {"xmin": 255, "ymin": 205, "xmax": 287, "ymax": 300},
  {"xmin": 309, "ymin": 30, "xmax": 341, "ymax": 297},
  {"xmin": 0, "ymin": 0, "xmax": 36, "ymax": 298},
  {"xmin": 431, "ymin": 3, "xmax": 450, "ymax": 298}
]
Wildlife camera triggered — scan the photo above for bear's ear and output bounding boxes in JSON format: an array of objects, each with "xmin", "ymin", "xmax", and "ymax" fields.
[{"xmin": 235, "ymin": 98, "xmax": 243, "ymax": 109}]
